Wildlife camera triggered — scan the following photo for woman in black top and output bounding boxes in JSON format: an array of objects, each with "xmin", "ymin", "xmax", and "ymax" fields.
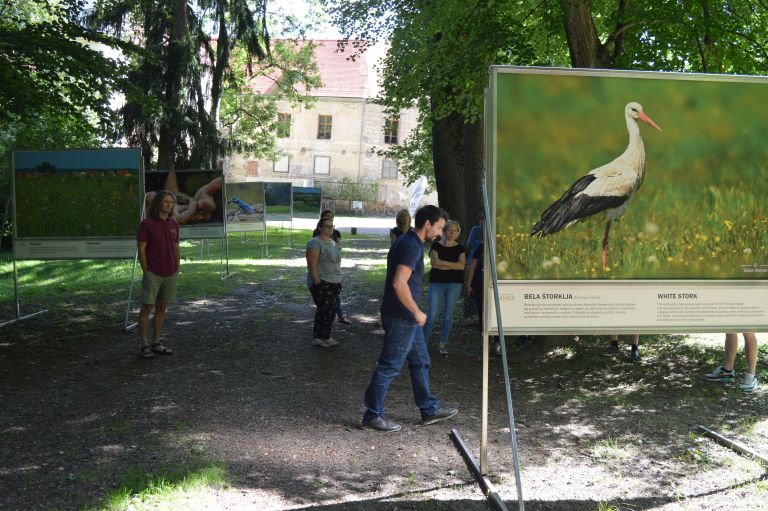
[{"xmin": 423, "ymin": 220, "xmax": 465, "ymax": 355}]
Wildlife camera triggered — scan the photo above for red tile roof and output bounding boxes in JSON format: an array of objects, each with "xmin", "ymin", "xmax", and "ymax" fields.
[{"xmin": 250, "ymin": 40, "xmax": 370, "ymax": 98}]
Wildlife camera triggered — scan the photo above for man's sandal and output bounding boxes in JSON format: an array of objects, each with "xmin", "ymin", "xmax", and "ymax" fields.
[
  {"xmin": 150, "ymin": 343, "xmax": 173, "ymax": 355},
  {"xmin": 139, "ymin": 345, "xmax": 155, "ymax": 359}
]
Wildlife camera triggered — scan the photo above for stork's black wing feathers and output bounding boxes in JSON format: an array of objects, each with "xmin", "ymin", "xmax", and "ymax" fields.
[{"xmin": 531, "ymin": 174, "xmax": 627, "ymax": 237}]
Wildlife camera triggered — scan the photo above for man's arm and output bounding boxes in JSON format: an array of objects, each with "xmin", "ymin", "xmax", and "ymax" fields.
[
  {"xmin": 138, "ymin": 241, "xmax": 148, "ymax": 273},
  {"xmin": 466, "ymin": 258, "xmax": 478, "ymax": 297},
  {"xmin": 174, "ymin": 242, "xmax": 180, "ymax": 270},
  {"xmin": 392, "ymin": 263, "xmax": 426, "ymax": 326}
]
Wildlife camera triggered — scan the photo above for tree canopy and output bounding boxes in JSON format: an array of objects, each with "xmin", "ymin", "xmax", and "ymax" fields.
[{"xmin": 325, "ymin": 0, "xmax": 768, "ymax": 232}]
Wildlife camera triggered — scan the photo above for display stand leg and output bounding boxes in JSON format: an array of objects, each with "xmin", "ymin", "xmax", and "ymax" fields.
[
  {"xmin": 450, "ymin": 429, "xmax": 510, "ymax": 511},
  {"xmin": 450, "ymin": 173, "xmax": 524, "ymax": 511},
  {"xmin": 481, "ymin": 330, "xmax": 489, "ymax": 471},
  {"xmin": 124, "ymin": 249, "xmax": 140, "ymax": 332},
  {"xmin": 0, "ymin": 255, "xmax": 48, "ymax": 329},
  {"xmin": 220, "ymin": 237, "xmax": 234, "ymax": 280}
]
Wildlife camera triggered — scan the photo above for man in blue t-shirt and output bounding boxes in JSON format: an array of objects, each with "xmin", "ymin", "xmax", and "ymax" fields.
[{"xmin": 362, "ymin": 205, "xmax": 459, "ymax": 432}]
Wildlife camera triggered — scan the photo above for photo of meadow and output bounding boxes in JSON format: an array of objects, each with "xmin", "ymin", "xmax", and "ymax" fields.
[
  {"xmin": 225, "ymin": 181, "xmax": 265, "ymax": 224},
  {"xmin": 264, "ymin": 182, "xmax": 292, "ymax": 220},
  {"xmin": 292, "ymin": 187, "xmax": 322, "ymax": 219},
  {"xmin": 13, "ymin": 149, "xmax": 142, "ymax": 239},
  {"xmin": 494, "ymin": 69, "xmax": 768, "ymax": 280}
]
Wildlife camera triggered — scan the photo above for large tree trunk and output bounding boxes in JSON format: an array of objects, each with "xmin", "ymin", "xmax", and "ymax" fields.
[
  {"xmin": 462, "ymin": 119, "xmax": 483, "ymax": 241},
  {"xmin": 560, "ymin": 0, "xmax": 610, "ymax": 68},
  {"xmin": 156, "ymin": 0, "xmax": 188, "ymax": 170},
  {"xmin": 431, "ymin": 104, "xmax": 465, "ymax": 232}
]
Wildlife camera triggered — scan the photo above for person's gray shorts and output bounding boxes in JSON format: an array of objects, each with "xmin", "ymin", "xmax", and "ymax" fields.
[{"xmin": 141, "ymin": 271, "xmax": 179, "ymax": 305}]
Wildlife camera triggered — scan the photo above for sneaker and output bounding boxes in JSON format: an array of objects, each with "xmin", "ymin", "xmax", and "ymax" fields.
[
  {"xmin": 362, "ymin": 416, "xmax": 401, "ymax": 432},
  {"xmin": 740, "ymin": 375, "xmax": 758, "ymax": 393},
  {"xmin": 602, "ymin": 344, "xmax": 620, "ymax": 356},
  {"xmin": 438, "ymin": 345, "xmax": 448, "ymax": 356},
  {"xmin": 703, "ymin": 365, "xmax": 736, "ymax": 382},
  {"xmin": 312, "ymin": 338, "xmax": 328, "ymax": 347},
  {"xmin": 324, "ymin": 338, "xmax": 339, "ymax": 346},
  {"xmin": 494, "ymin": 342, "xmax": 501, "ymax": 355},
  {"xmin": 338, "ymin": 317, "xmax": 352, "ymax": 325},
  {"xmin": 630, "ymin": 351, "xmax": 642, "ymax": 363},
  {"xmin": 422, "ymin": 407, "xmax": 459, "ymax": 426}
]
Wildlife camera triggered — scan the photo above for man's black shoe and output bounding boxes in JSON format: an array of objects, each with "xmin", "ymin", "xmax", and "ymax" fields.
[
  {"xmin": 421, "ymin": 407, "xmax": 458, "ymax": 426},
  {"xmin": 362, "ymin": 416, "xmax": 401, "ymax": 432}
]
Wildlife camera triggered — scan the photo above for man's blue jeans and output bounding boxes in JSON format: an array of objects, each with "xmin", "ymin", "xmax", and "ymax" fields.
[
  {"xmin": 363, "ymin": 316, "xmax": 440, "ymax": 422},
  {"xmin": 423, "ymin": 282, "xmax": 463, "ymax": 346}
]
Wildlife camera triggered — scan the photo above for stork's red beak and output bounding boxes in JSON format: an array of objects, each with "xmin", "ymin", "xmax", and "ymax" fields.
[{"xmin": 638, "ymin": 111, "xmax": 662, "ymax": 132}]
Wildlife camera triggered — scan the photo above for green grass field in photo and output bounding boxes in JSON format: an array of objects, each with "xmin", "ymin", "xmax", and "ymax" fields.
[{"xmin": 14, "ymin": 172, "xmax": 141, "ymax": 238}]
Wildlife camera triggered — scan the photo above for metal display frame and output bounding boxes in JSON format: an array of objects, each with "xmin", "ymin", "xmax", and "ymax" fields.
[{"xmin": 4, "ymin": 148, "xmax": 143, "ymax": 329}]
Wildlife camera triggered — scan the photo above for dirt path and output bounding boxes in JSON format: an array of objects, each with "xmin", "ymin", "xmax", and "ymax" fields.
[{"xmin": 1, "ymin": 236, "xmax": 766, "ymax": 510}]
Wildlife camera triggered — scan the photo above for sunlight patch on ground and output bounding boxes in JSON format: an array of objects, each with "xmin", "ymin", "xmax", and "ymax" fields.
[{"xmin": 188, "ymin": 257, "xmax": 387, "ymax": 268}]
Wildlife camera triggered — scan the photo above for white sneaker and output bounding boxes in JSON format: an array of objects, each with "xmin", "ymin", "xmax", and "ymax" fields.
[
  {"xmin": 741, "ymin": 374, "xmax": 758, "ymax": 393},
  {"xmin": 324, "ymin": 338, "xmax": 339, "ymax": 346},
  {"xmin": 312, "ymin": 338, "xmax": 326, "ymax": 347}
]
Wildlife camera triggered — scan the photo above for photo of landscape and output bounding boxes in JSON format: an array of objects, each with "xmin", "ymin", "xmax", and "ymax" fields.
[{"xmin": 13, "ymin": 149, "xmax": 142, "ymax": 239}]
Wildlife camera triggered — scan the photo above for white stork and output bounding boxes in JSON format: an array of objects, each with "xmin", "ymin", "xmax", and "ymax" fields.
[{"xmin": 531, "ymin": 102, "xmax": 662, "ymax": 271}]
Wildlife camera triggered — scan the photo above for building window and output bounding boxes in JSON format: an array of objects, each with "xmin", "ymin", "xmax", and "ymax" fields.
[
  {"xmin": 382, "ymin": 159, "xmax": 398, "ymax": 179},
  {"xmin": 276, "ymin": 113, "xmax": 291, "ymax": 138},
  {"xmin": 314, "ymin": 155, "xmax": 331, "ymax": 175},
  {"xmin": 384, "ymin": 116, "xmax": 399, "ymax": 144},
  {"xmin": 317, "ymin": 115, "xmax": 332, "ymax": 140},
  {"xmin": 273, "ymin": 156, "xmax": 290, "ymax": 173}
]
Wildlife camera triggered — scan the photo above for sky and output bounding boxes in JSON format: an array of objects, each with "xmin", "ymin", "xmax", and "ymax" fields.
[{"xmin": 268, "ymin": 0, "xmax": 344, "ymax": 39}]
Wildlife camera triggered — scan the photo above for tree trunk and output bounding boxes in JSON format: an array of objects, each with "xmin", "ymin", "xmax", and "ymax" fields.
[
  {"xmin": 431, "ymin": 104, "xmax": 465, "ymax": 232},
  {"xmin": 560, "ymin": 0, "xmax": 608, "ymax": 68},
  {"xmin": 462, "ymin": 119, "xmax": 483, "ymax": 242},
  {"xmin": 156, "ymin": 0, "xmax": 188, "ymax": 170}
]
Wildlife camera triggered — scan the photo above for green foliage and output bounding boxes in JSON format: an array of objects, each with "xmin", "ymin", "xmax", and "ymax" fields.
[
  {"xmin": 319, "ymin": 177, "xmax": 379, "ymax": 202},
  {"xmin": 377, "ymin": 103, "xmax": 435, "ymax": 190},
  {"xmin": 219, "ymin": 40, "xmax": 320, "ymax": 161},
  {"xmin": 0, "ymin": 0, "xmax": 123, "ymax": 128}
]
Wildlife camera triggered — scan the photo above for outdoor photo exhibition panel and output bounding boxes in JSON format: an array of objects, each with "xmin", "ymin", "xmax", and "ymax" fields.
[
  {"xmin": 224, "ymin": 181, "xmax": 266, "ymax": 233},
  {"xmin": 144, "ymin": 169, "xmax": 225, "ymax": 239},
  {"xmin": 264, "ymin": 181, "xmax": 293, "ymax": 222},
  {"xmin": 292, "ymin": 186, "xmax": 323, "ymax": 219},
  {"xmin": 486, "ymin": 67, "xmax": 768, "ymax": 335},
  {"xmin": 12, "ymin": 148, "xmax": 143, "ymax": 259}
]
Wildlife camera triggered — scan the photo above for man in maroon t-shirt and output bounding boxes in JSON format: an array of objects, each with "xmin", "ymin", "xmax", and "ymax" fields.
[{"xmin": 137, "ymin": 190, "xmax": 181, "ymax": 359}]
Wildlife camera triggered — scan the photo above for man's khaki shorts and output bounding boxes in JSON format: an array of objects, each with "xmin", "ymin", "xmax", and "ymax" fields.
[{"xmin": 141, "ymin": 271, "xmax": 179, "ymax": 305}]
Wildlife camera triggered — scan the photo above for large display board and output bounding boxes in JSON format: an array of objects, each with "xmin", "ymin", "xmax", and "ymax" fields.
[
  {"xmin": 487, "ymin": 67, "xmax": 768, "ymax": 334},
  {"xmin": 292, "ymin": 186, "xmax": 322, "ymax": 219},
  {"xmin": 224, "ymin": 181, "xmax": 265, "ymax": 232},
  {"xmin": 264, "ymin": 181, "xmax": 293, "ymax": 221},
  {"xmin": 144, "ymin": 170, "xmax": 224, "ymax": 239},
  {"xmin": 12, "ymin": 148, "xmax": 142, "ymax": 259}
]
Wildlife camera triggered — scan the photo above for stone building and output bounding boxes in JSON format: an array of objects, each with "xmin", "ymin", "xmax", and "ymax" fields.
[{"xmin": 224, "ymin": 40, "xmax": 428, "ymax": 212}]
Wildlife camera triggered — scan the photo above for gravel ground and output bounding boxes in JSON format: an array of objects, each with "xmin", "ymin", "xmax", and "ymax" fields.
[{"xmin": 1, "ymin": 233, "xmax": 766, "ymax": 511}]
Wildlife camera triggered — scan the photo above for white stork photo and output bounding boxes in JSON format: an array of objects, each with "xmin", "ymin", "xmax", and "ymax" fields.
[{"xmin": 530, "ymin": 102, "xmax": 662, "ymax": 271}]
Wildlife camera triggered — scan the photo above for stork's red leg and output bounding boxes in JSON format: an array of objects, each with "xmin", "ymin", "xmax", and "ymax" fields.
[{"xmin": 602, "ymin": 221, "xmax": 611, "ymax": 271}]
